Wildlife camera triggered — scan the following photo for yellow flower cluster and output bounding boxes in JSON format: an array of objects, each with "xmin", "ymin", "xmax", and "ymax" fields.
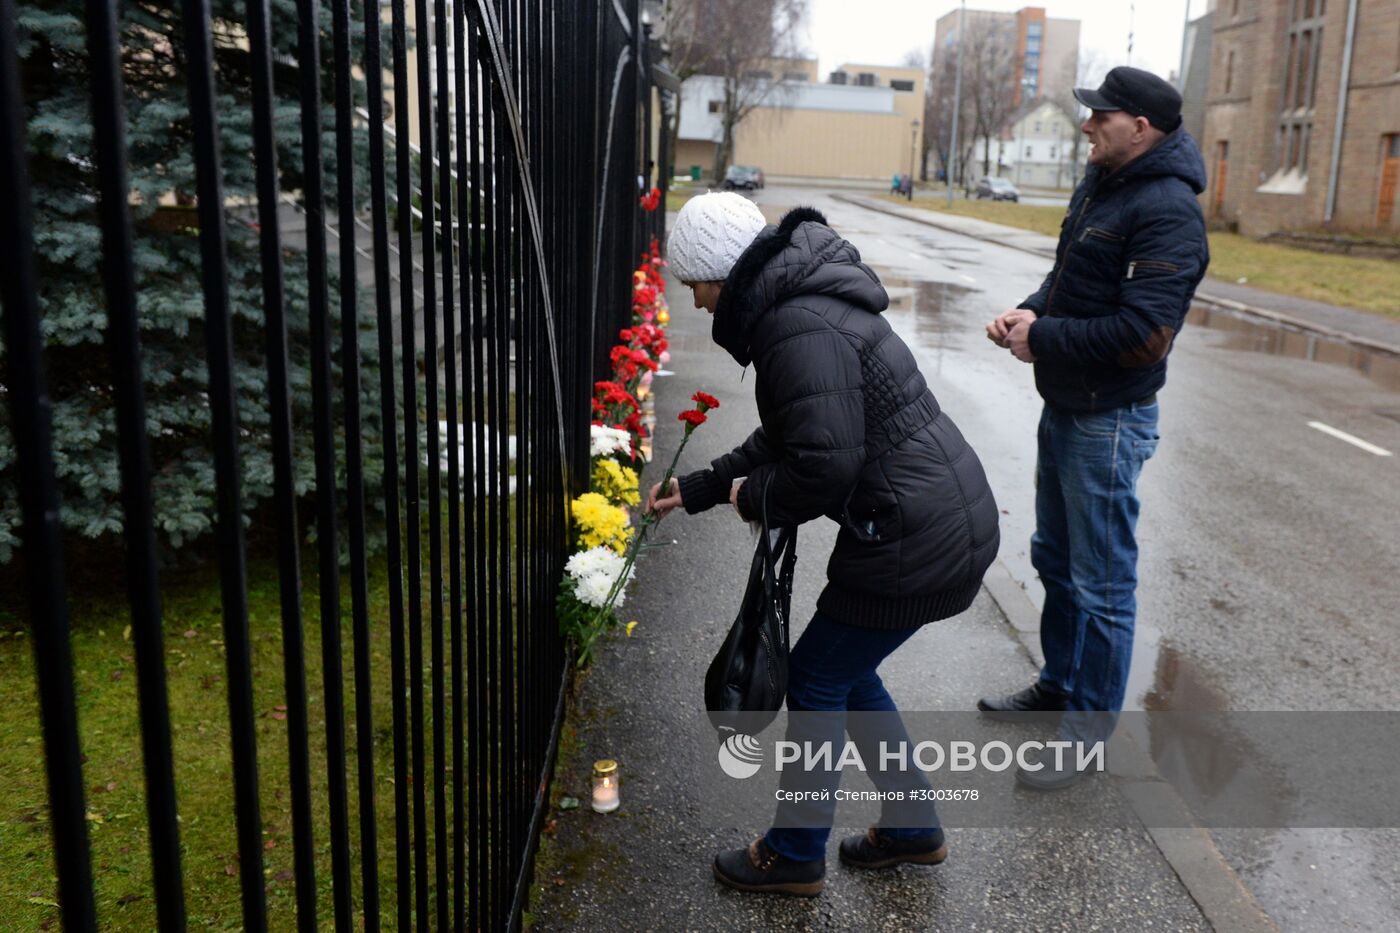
[
  {"xmin": 571, "ymin": 492, "xmax": 633, "ymax": 554},
  {"xmin": 592, "ymin": 458, "xmax": 640, "ymax": 507}
]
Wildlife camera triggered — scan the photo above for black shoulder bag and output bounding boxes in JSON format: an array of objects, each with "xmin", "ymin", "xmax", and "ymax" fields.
[{"xmin": 704, "ymin": 477, "xmax": 797, "ymax": 735}]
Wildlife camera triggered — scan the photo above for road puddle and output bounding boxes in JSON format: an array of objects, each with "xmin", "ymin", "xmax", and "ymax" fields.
[{"xmin": 1188, "ymin": 303, "xmax": 1400, "ymax": 392}]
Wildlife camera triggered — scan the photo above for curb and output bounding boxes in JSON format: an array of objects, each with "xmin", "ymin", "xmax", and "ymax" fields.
[
  {"xmin": 978, "ymin": 561, "xmax": 1278, "ymax": 933},
  {"xmin": 831, "ymin": 192, "xmax": 1400, "ymax": 360}
]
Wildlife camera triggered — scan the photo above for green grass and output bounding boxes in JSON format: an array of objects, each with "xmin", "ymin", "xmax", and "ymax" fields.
[
  {"xmin": 0, "ymin": 527, "xmax": 512, "ymax": 930},
  {"xmin": 665, "ymin": 182, "xmax": 700, "ymax": 213},
  {"xmin": 875, "ymin": 194, "xmax": 1400, "ymax": 318}
]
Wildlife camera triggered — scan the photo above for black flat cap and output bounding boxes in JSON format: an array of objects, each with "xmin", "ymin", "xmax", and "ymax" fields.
[{"xmin": 1074, "ymin": 66, "xmax": 1183, "ymax": 133}]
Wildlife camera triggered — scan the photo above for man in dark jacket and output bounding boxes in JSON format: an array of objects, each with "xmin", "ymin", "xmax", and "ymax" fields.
[
  {"xmin": 979, "ymin": 67, "xmax": 1209, "ymax": 788},
  {"xmin": 650, "ymin": 193, "xmax": 999, "ymax": 896}
]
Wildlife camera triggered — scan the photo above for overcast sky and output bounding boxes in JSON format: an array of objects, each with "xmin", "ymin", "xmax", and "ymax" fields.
[{"xmin": 804, "ymin": 0, "xmax": 1197, "ymax": 87}]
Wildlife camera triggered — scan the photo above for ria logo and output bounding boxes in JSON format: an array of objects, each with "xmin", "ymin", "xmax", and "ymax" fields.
[{"xmin": 717, "ymin": 732, "xmax": 763, "ymax": 779}]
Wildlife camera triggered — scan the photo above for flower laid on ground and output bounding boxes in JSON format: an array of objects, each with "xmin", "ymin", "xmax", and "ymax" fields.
[
  {"xmin": 592, "ymin": 458, "xmax": 641, "ymax": 507},
  {"xmin": 558, "ymin": 546, "xmax": 638, "ymax": 666},
  {"xmin": 590, "ymin": 424, "xmax": 632, "ymax": 459},
  {"xmin": 571, "ymin": 492, "xmax": 632, "ymax": 554},
  {"xmin": 558, "ymin": 243, "xmax": 689, "ymax": 668},
  {"xmin": 564, "ymin": 546, "xmax": 635, "ymax": 608}
]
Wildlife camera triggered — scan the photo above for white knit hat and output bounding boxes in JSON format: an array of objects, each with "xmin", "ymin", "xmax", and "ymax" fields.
[{"xmin": 666, "ymin": 192, "xmax": 767, "ymax": 283}]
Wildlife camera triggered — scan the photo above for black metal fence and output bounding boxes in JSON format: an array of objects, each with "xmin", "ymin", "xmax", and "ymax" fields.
[{"xmin": 0, "ymin": 0, "xmax": 655, "ymax": 928}]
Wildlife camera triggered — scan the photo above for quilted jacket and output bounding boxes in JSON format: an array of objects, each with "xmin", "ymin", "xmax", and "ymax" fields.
[
  {"xmin": 1021, "ymin": 127, "xmax": 1210, "ymax": 411},
  {"xmin": 678, "ymin": 207, "xmax": 1000, "ymax": 629}
]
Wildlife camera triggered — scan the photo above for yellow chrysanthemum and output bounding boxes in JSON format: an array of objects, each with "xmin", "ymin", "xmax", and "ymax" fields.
[
  {"xmin": 592, "ymin": 458, "xmax": 640, "ymax": 507},
  {"xmin": 571, "ymin": 492, "xmax": 633, "ymax": 554}
]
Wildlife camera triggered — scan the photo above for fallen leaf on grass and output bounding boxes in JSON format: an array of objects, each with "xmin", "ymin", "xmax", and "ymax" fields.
[{"xmin": 224, "ymin": 863, "xmax": 238, "ymax": 877}]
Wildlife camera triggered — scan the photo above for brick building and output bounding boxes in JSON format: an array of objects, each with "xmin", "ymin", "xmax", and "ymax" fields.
[{"xmin": 1199, "ymin": 0, "xmax": 1400, "ymax": 235}]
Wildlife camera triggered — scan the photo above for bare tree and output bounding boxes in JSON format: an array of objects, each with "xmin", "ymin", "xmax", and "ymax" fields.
[
  {"xmin": 927, "ymin": 14, "xmax": 1014, "ymax": 188},
  {"xmin": 1050, "ymin": 48, "xmax": 1110, "ymax": 187},
  {"xmin": 664, "ymin": 0, "xmax": 809, "ymax": 182},
  {"xmin": 963, "ymin": 17, "xmax": 1017, "ymax": 179}
]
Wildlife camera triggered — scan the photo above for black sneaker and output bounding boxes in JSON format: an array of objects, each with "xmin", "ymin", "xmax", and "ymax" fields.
[
  {"xmin": 977, "ymin": 682, "xmax": 1068, "ymax": 721},
  {"xmin": 712, "ymin": 837, "xmax": 825, "ymax": 897},
  {"xmin": 839, "ymin": 826, "xmax": 948, "ymax": 870}
]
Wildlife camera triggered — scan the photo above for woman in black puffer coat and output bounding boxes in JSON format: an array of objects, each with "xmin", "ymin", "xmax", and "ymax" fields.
[{"xmin": 649, "ymin": 195, "xmax": 999, "ymax": 897}]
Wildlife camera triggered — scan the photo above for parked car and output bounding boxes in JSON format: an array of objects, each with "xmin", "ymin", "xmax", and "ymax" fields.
[
  {"xmin": 723, "ymin": 165, "xmax": 765, "ymax": 190},
  {"xmin": 975, "ymin": 176, "xmax": 1020, "ymax": 202}
]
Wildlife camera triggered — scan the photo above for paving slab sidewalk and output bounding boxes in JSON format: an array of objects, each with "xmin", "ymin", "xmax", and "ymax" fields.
[
  {"xmin": 833, "ymin": 193, "xmax": 1400, "ymax": 355},
  {"xmin": 526, "ymin": 264, "xmax": 1271, "ymax": 932}
]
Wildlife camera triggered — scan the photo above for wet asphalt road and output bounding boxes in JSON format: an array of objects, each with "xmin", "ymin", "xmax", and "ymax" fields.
[{"xmin": 745, "ymin": 186, "xmax": 1400, "ymax": 930}]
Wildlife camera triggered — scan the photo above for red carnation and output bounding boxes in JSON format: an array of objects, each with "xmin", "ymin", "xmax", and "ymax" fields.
[
  {"xmin": 678, "ymin": 410, "xmax": 707, "ymax": 431},
  {"xmin": 691, "ymin": 391, "xmax": 720, "ymax": 412}
]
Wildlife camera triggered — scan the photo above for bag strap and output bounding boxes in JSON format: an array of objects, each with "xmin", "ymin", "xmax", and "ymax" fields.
[{"xmin": 758, "ymin": 473, "xmax": 796, "ymax": 602}]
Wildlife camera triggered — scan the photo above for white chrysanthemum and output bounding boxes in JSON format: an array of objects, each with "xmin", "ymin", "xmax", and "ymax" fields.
[
  {"xmin": 589, "ymin": 424, "xmax": 632, "ymax": 458},
  {"xmin": 566, "ymin": 546, "xmax": 613, "ymax": 579},
  {"xmin": 565, "ymin": 546, "xmax": 635, "ymax": 609},
  {"xmin": 574, "ymin": 571, "xmax": 617, "ymax": 608}
]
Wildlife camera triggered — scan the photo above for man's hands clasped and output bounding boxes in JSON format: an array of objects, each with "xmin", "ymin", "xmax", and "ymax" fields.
[{"xmin": 986, "ymin": 308, "xmax": 1038, "ymax": 363}]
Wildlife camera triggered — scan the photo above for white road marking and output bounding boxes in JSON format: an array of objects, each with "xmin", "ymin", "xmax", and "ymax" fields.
[
  {"xmin": 1306, "ymin": 421, "xmax": 1393, "ymax": 457},
  {"xmin": 908, "ymin": 251, "xmax": 926, "ymax": 261},
  {"xmin": 959, "ymin": 273, "xmax": 977, "ymax": 284}
]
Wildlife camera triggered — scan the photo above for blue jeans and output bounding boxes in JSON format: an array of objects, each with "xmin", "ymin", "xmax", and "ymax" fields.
[
  {"xmin": 1031, "ymin": 401, "xmax": 1159, "ymax": 739},
  {"xmin": 764, "ymin": 613, "xmax": 938, "ymax": 863}
]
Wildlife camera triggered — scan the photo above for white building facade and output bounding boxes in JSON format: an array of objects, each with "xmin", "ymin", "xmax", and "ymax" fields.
[{"xmin": 972, "ymin": 98, "xmax": 1086, "ymax": 190}]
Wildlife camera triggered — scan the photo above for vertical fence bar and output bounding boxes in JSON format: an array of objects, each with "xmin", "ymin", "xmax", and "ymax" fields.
[
  {"xmin": 0, "ymin": 0, "xmax": 97, "ymax": 927},
  {"xmin": 465, "ymin": 19, "xmax": 489, "ymax": 926},
  {"xmin": 386, "ymin": 0, "xmax": 417, "ymax": 924},
  {"xmin": 79, "ymin": 0, "xmax": 186, "ymax": 925},
  {"xmin": 294, "ymin": 0, "xmax": 355, "ymax": 923},
  {"xmin": 330, "ymin": 0, "xmax": 381, "ymax": 922},
  {"xmin": 176, "ymin": 0, "xmax": 268, "ymax": 924},
  {"xmin": 243, "ymin": 0, "xmax": 320, "ymax": 924},
  {"xmin": 389, "ymin": 0, "xmax": 431, "ymax": 924},
  {"xmin": 432, "ymin": 0, "xmax": 458, "ymax": 925},
  {"xmin": 411, "ymin": 0, "xmax": 446, "ymax": 923},
  {"xmin": 451, "ymin": 1, "xmax": 472, "ymax": 927}
]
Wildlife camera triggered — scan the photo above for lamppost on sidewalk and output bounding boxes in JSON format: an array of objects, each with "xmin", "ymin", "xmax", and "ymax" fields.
[
  {"xmin": 908, "ymin": 119, "xmax": 919, "ymax": 202},
  {"xmin": 947, "ymin": 0, "xmax": 965, "ymax": 207}
]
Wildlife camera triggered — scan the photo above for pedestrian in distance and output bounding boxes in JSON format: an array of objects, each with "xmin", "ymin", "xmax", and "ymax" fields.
[
  {"xmin": 891, "ymin": 172, "xmax": 902, "ymax": 195},
  {"xmin": 980, "ymin": 66, "xmax": 1210, "ymax": 789},
  {"xmin": 648, "ymin": 191, "xmax": 1000, "ymax": 896}
]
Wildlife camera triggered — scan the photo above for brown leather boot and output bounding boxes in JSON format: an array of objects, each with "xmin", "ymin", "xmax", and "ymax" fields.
[{"xmin": 712, "ymin": 837, "xmax": 825, "ymax": 897}]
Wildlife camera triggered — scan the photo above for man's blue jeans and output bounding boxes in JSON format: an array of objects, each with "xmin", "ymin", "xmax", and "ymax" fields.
[
  {"xmin": 1031, "ymin": 401, "xmax": 1159, "ymax": 738},
  {"xmin": 764, "ymin": 613, "xmax": 938, "ymax": 863}
]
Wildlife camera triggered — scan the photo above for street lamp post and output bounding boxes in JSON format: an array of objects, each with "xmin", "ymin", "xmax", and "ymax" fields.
[
  {"xmin": 947, "ymin": 0, "xmax": 965, "ymax": 207},
  {"xmin": 908, "ymin": 119, "xmax": 919, "ymax": 202}
]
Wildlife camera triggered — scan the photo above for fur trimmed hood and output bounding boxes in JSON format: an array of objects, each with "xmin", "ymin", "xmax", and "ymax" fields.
[{"xmin": 711, "ymin": 206, "xmax": 888, "ymax": 367}]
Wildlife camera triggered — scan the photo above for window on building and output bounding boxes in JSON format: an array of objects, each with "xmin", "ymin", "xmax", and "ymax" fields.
[
  {"xmin": 1025, "ymin": 145, "xmax": 1033, "ymax": 158},
  {"xmin": 1276, "ymin": 0, "xmax": 1324, "ymax": 175},
  {"xmin": 708, "ymin": 100, "xmax": 721, "ymax": 113},
  {"xmin": 890, "ymin": 79, "xmax": 915, "ymax": 92},
  {"xmin": 745, "ymin": 70, "xmax": 773, "ymax": 81},
  {"xmin": 856, "ymin": 72, "xmax": 877, "ymax": 87},
  {"xmin": 1049, "ymin": 145, "xmax": 1057, "ymax": 159},
  {"xmin": 1034, "ymin": 121, "xmax": 1042, "ymax": 133},
  {"xmin": 1224, "ymin": 49, "xmax": 1235, "ymax": 94},
  {"xmin": 782, "ymin": 71, "xmax": 808, "ymax": 82}
]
